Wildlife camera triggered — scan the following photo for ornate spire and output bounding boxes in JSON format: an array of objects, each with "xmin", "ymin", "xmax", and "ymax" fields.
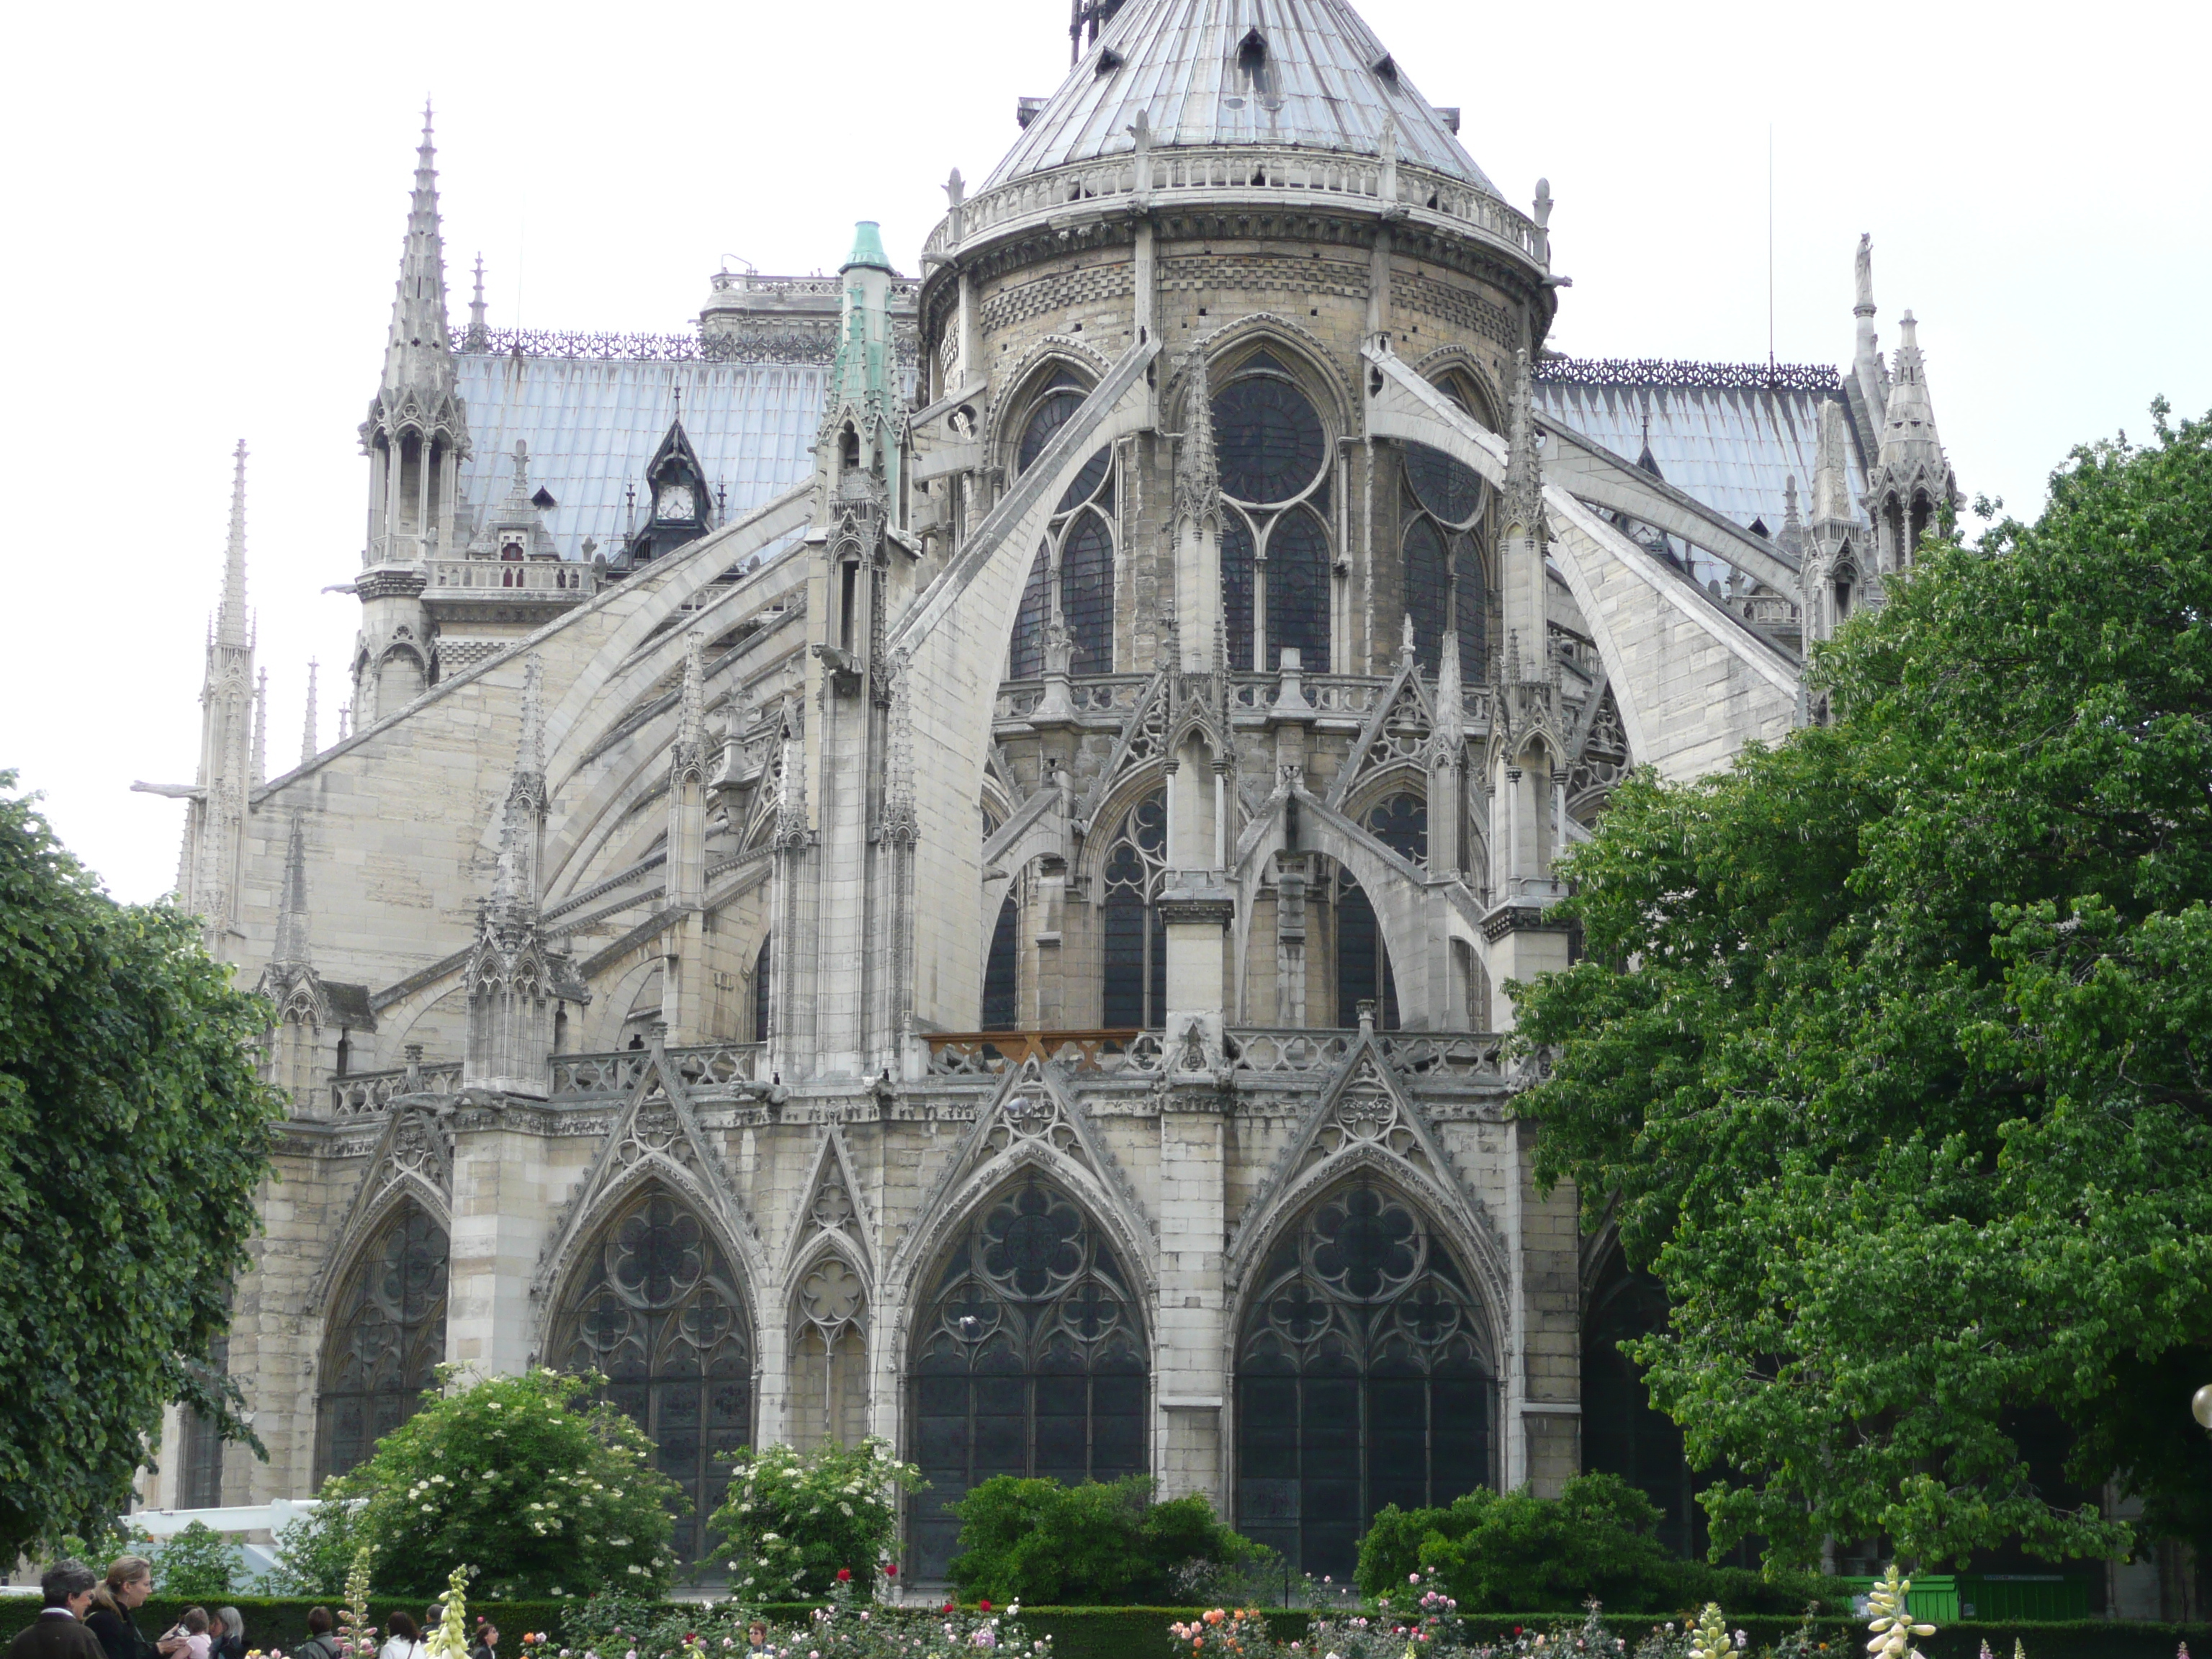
[
  {"xmin": 1173, "ymin": 349, "xmax": 1220, "ymax": 531},
  {"xmin": 493, "ymin": 655, "xmax": 547, "ymax": 913},
  {"xmin": 1434, "ymin": 620, "xmax": 1464, "ymax": 754},
  {"xmin": 218, "ymin": 441, "xmax": 251, "ymax": 649},
  {"xmin": 381, "ymin": 102, "xmax": 457, "ymax": 397},
  {"xmin": 252, "ymin": 668, "xmax": 269, "ymax": 785},
  {"xmin": 673, "ymin": 631, "xmax": 707, "ymax": 781},
  {"xmin": 271, "ymin": 811, "xmax": 313, "ymax": 968},
  {"xmin": 1878, "ymin": 312, "xmax": 1946, "ymax": 469},
  {"xmin": 1812, "ymin": 400, "xmax": 1856, "ymax": 526},
  {"xmin": 882, "ymin": 649, "xmax": 917, "ymax": 846},
  {"xmin": 466, "ymin": 252, "xmax": 488, "ymax": 349},
  {"xmin": 300, "ymin": 660, "xmax": 319, "ymax": 765},
  {"xmin": 1851, "ymin": 233, "xmax": 1886, "ymax": 426},
  {"xmin": 1503, "ymin": 348, "xmax": 1543, "ymax": 536}
]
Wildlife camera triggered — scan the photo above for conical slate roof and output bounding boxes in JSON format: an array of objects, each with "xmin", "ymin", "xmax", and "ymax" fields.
[{"xmin": 985, "ymin": 0, "xmax": 1497, "ymax": 196}]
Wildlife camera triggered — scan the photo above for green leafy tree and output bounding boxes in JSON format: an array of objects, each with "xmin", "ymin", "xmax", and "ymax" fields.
[
  {"xmin": 0, "ymin": 774, "xmax": 280, "ymax": 1562},
  {"xmin": 947, "ymin": 1474, "xmax": 1262, "ymax": 1605},
  {"xmin": 152, "ymin": 1518, "xmax": 246, "ymax": 1597},
  {"xmin": 1354, "ymin": 1474, "xmax": 1834, "ymax": 1614},
  {"xmin": 339, "ymin": 1366, "xmax": 682, "ymax": 1596},
  {"xmin": 1512, "ymin": 403, "xmax": 2212, "ymax": 1569},
  {"xmin": 709, "ymin": 1437, "xmax": 922, "ymax": 1599},
  {"xmin": 261, "ymin": 1488, "xmax": 372, "ymax": 1596}
]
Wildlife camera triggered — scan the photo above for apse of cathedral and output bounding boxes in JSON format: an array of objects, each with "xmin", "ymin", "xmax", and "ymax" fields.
[{"xmin": 139, "ymin": 0, "xmax": 1959, "ymax": 1581}]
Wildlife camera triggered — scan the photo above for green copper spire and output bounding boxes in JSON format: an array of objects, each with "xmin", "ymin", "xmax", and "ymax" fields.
[{"xmin": 841, "ymin": 220, "xmax": 894, "ymax": 274}]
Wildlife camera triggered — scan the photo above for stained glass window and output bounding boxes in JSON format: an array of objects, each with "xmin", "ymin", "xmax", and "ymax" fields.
[
  {"xmin": 909, "ymin": 1177, "xmax": 1148, "ymax": 1579},
  {"xmin": 1017, "ymin": 371, "xmax": 1087, "ymax": 475},
  {"xmin": 1222, "ymin": 513, "xmax": 1256, "ymax": 673},
  {"xmin": 1214, "ymin": 377, "xmax": 1326, "ymax": 505},
  {"xmin": 315, "ymin": 1199, "xmax": 449, "ymax": 1483},
  {"xmin": 1583, "ymin": 1249, "xmax": 1697, "ymax": 1557},
  {"xmin": 1009, "ymin": 544, "xmax": 1050, "ymax": 680},
  {"xmin": 1403, "ymin": 516, "xmax": 1450, "ymax": 672},
  {"xmin": 554, "ymin": 1188, "xmax": 754, "ymax": 1571},
  {"xmin": 983, "ymin": 896, "xmax": 1020, "ymax": 1030},
  {"xmin": 1455, "ymin": 543, "xmax": 1486, "ymax": 681},
  {"xmin": 791, "ymin": 1255, "xmax": 869, "ymax": 1453},
  {"xmin": 1405, "ymin": 444, "xmax": 1485, "ymax": 527},
  {"xmin": 1061, "ymin": 511, "xmax": 1115, "ymax": 676},
  {"xmin": 1266, "ymin": 507, "xmax": 1331, "ymax": 673},
  {"xmin": 1100, "ymin": 793, "xmax": 1166, "ymax": 1028},
  {"xmin": 1236, "ymin": 1181, "xmax": 1496, "ymax": 1578},
  {"xmin": 1333, "ymin": 873, "xmax": 1398, "ymax": 1030},
  {"xmin": 1366, "ymin": 793, "xmax": 1429, "ymax": 865}
]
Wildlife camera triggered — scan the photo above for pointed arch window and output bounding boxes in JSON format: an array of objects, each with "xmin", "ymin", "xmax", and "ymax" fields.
[
  {"xmin": 754, "ymin": 935, "xmax": 772, "ymax": 1043},
  {"xmin": 1401, "ymin": 444, "xmax": 1488, "ymax": 677},
  {"xmin": 1214, "ymin": 355, "xmax": 1332, "ymax": 671},
  {"xmin": 1100, "ymin": 791, "xmax": 1166, "ymax": 1029},
  {"xmin": 791, "ymin": 1252, "xmax": 869, "ymax": 1453},
  {"xmin": 315, "ymin": 1197, "xmax": 449, "ymax": 1483},
  {"xmin": 1332, "ymin": 795, "xmax": 1426, "ymax": 1030},
  {"xmin": 983, "ymin": 895, "xmax": 1020, "ymax": 1030},
  {"xmin": 553, "ymin": 1188, "xmax": 755, "ymax": 1570},
  {"xmin": 1235, "ymin": 1179, "xmax": 1497, "ymax": 1578},
  {"xmin": 909, "ymin": 1176, "xmax": 1147, "ymax": 1580},
  {"xmin": 1008, "ymin": 369, "xmax": 1116, "ymax": 680}
]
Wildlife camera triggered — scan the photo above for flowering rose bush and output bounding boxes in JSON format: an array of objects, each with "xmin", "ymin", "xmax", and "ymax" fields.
[
  {"xmin": 709, "ymin": 1437, "xmax": 924, "ymax": 1599},
  {"xmin": 566, "ymin": 1578, "xmax": 1049, "ymax": 1659},
  {"xmin": 340, "ymin": 1366, "xmax": 683, "ymax": 1595},
  {"xmin": 1169, "ymin": 1607, "xmax": 1277, "ymax": 1659}
]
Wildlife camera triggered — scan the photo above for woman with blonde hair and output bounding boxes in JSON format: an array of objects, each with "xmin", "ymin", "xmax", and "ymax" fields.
[{"xmin": 84, "ymin": 1558, "xmax": 158, "ymax": 1659}]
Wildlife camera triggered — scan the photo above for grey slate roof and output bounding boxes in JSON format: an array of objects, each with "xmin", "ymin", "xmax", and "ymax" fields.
[
  {"xmin": 984, "ymin": 0, "xmax": 1496, "ymax": 195},
  {"xmin": 451, "ymin": 354, "xmax": 829, "ymax": 561},
  {"xmin": 1535, "ymin": 370, "xmax": 1871, "ymax": 536}
]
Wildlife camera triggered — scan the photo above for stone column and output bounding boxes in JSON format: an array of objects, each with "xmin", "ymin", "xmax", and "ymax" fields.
[{"xmin": 1156, "ymin": 1097, "xmax": 1228, "ymax": 1509}]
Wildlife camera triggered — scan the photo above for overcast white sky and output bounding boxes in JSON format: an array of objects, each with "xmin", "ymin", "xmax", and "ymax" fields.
[{"xmin": 3, "ymin": 0, "xmax": 2204, "ymax": 904}]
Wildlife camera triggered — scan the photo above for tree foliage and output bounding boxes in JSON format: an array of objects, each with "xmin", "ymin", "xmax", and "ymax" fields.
[
  {"xmin": 153, "ymin": 1519, "xmax": 247, "ymax": 1597},
  {"xmin": 0, "ymin": 775, "xmax": 279, "ymax": 1562},
  {"xmin": 1512, "ymin": 404, "xmax": 2212, "ymax": 1569},
  {"xmin": 1354, "ymin": 1475, "xmax": 1837, "ymax": 1614},
  {"xmin": 945, "ymin": 1474, "xmax": 1262, "ymax": 1606},
  {"xmin": 330, "ymin": 1366, "xmax": 682, "ymax": 1597},
  {"xmin": 709, "ymin": 1437, "xmax": 922, "ymax": 1599}
]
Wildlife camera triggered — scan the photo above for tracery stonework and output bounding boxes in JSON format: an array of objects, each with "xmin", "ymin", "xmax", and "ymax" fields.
[{"xmin": 158, "ymin": 0, "xmax": 1971, "ymax": 1596}]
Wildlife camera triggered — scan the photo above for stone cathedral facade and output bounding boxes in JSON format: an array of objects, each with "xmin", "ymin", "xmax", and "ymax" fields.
[{"xmin": 140, "ymin": 0, "xmax": 1966, "ymax": 1586}]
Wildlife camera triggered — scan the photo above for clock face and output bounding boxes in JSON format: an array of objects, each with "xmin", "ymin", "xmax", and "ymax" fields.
[{"xmin": 656, "ymin": 482, "xmax": 696, "ymax": 521}]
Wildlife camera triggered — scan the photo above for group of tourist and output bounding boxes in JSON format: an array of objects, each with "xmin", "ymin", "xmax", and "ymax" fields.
[
  {"xmin": 14, "ymin": 1560, "xmax": 509, "ymax": 1659},
  {"xmin": 12, "ymin": 1559, "xmax": 243, "ymax": 1659}
]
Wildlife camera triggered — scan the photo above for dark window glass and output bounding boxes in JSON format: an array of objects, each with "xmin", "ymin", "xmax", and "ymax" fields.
[
  {"xmin": 1222, "ymin": 513, "xmax": 1256, "ymax": 673},
  {"xmin": 1058, "ymin": 448, "xmax": 1112, "ymax": 514},
  {"xmin": 1061, "ymin": 511, "xmax": 1115, "ymax": 676},
  {"xmin": 315, "ymin": 1200, "xmax": 449, "ymax": 1483},
  {"xmin": 1235, "ymin": 1181, "xmax": 1496, "ymax": 1579},
  {"xmin": 1583, "ymin": 1251, "xmax": 1698, "ymax": 1557},
  {"xmin": 179, "ymin": 1320, "xmax": 231, "ymax": 1508},
  {"xmin": 982, "ymin": 896, "xmax": 1020, "ymax": 1030},
  {"xmin": 754, "ymin": 935, "xmax": 771, "ymax": 1043},
  {"xmin": 1403, "ymin": 516, "xmax": 1449, "ymax": 672},
  {"xmin": 1266, "ymin": 507, "xmax": 1331, "ymax": 673},
  {"xmin": 554, "ymin": 1189, "xmax": 754, "ymax": 1574},
  {"xmin": 1017, "ymin": 375, "xmax": 1087, "ymax": 475},
  {"xmin": 1009, "ymin": 544, "xmax": 1050, "ymax": 680},
  {"xmin": 1405, "ymin": 443, "xmax": 1485, "ymax": 527},
  {"xmin": 1455, "ymin": 544, "xmax": 1487, "ymax": 680},
  {"xmin": 1367, "ymin": 793, "xmax": 1429, "ymax": 865},
  {"xmin": 1333, "ymin": 873, "xmax": 1398, "ymax": 1030},
  {"xmin": 1214, "ymin": 377, "xmax": 1326, "ymax": 505},
  {"xmin": 910, "ymin": 1177, "xmax": 1148, "ymax": 1579},
  {"xmin": 1100, "ymin": 794, "xmax": 1165, "ymax": 1028}
]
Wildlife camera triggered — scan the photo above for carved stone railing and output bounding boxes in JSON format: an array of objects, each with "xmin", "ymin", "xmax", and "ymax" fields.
[
  {"xmin": 1223, "ymin": 1028, "xmax": 1506, "ymax": 1077},
  {"xmin": 1222, "ymin": 1028, "xmax": 1356, "ymax": 1072},
  {"xmin": 424, "ymin": 559, "xmax": 596, "ymax": 597},
  {"xmin": 925, "ymin": 151, "xmax": 1542, "ymax": 266},
  {"xmin": 994, "ymin": 675, "xmax": 1150, "ymax": 722},
  {"xmin": 923, "ymin": 1029, "xmax": 1166, "ymax": 1077},
  {"xmin": 548, "ymin": 1043, "xmax": 766, "ymax": 1098},
  {"xmin": 330, "ymin": 1063, "xmax": 462, "ymax": 1117},
  {"xmin": 1376, "ymin": 1032, "xmax": 1507, "ymax": 1079}
]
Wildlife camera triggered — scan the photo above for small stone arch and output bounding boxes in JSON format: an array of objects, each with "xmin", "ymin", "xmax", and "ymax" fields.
[
  {"xmin": 785, "ymin": 1233, "xmax": 872, "ymax": 1452},
  {"xmin": 988, "ymin": 339, "xmax": 1115, "ymax": 474},
  {"xmin": 1180, "ymin": 312, "xmax": 1358, "ymax": 435},
  {"xmin": 1407, "ymin": 343, "xmax": 1504, "ymax": 431}
]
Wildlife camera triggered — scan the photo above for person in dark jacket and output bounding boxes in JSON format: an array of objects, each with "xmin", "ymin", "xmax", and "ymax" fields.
[
  {"xmin": 207, "ymin": 1614, "xmax": 244, "ymax": 1659},
  {"xmin": 84, "ymin": 1557, "xmax": 159, "ymax": 1659},
  {"xmin": 292, "ymin": 1611, "xmax": 339, "ymax": 1659},
  {"xmin": 468, "ymin": 1623, "xmax": 499, "ymax": 1659},
  {"xmin": 12, "ymin": 1562, "xmax": 106, "ymax": 1659}
]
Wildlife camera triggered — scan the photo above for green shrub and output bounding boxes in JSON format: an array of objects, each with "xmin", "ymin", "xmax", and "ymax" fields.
[
  {"xmin": 1356, "ymin": 1473, "xmax": 1842, "ymax": 1616},
  {"xmin": 151, "ymin": 1519, "xmax": 246, "ymax": 1597},
  {"xmin": 259, "ymin": 1488, "xmax": 372, "ymax": 1597},
  {"xmin": 947, "ymin": 1475, "xmax": 1264, "ymax": 1606},
  {"xmin": 707, "ymin": 1436, "xmax": 922, "ymax": 1599},
  {"xmin": 331, "ymin": 1365, "xmax": 684, "ymax": 1597}
]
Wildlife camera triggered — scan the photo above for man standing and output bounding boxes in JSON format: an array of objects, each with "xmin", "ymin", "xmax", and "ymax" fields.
[{"xmin": 12, "ymin": 1563, "xmax": 108, "ymax": 1659}]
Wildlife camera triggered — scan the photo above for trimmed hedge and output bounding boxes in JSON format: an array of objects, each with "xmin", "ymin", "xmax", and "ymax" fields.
[{"xmin": 4, "ymin": 1599, "xmax": 2200, "ymax": 1659}]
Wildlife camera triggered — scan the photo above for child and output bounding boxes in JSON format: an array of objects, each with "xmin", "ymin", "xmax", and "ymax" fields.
[{"xmin": 171, "ymin": 1611, "xmax": 212, "ymax": 1659}]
